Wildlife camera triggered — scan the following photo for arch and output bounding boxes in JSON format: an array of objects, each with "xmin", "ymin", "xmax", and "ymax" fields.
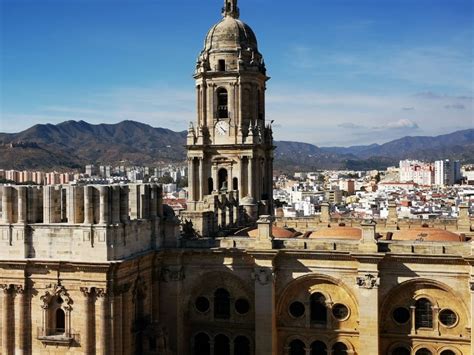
[
  {"xmin": 214, "ymin": 334, "xmax": 230, "ymax": 355},
  {"xmin": 277, "ymin": 274, "xmax": 358, "ymax": 318},
  {"xmin": 414, "ymin": 348, "xmax": 432, "ymax": 355},
  {"xmin": 289, "ymin": 339, "xmax": 306, "ymax": 355},
  {"xmin": 415, "ymin": 298, "xmax": 433, "ymax": 329},
  {"xmin": 311, "ymin": 340, "xmax": 327, "ymax": 355},
  {"xmin": 310, "ymin": 292, "xmax": 327, "ymax": 324},
  {"xmin": 332, "ymin": 342, "xmax": 348, "ymax": 355},
  {"xmin": 193, "ymin": 332, "xmax": 210, "ymax": 355},
  {"xmin": 234, "ymin": 336, "xmax": 251, "ymax": 355},
  {"xmin": 218, "ymin": 168, "xmax": 228, "ymax": 191},
  {"xmin": 380, "ymin": 278, "xmax": 469, "ymax": 323},
  {"xmin": 55, "ymin": 308, "xmax": 65, "ymax": 333},
  {"xmin": 217, "ymin": 88, "xmax": 228, "ymax": 118},
  {"xmin": 214, "ymin": 288, "xmax": 230, "ymax": 319}
]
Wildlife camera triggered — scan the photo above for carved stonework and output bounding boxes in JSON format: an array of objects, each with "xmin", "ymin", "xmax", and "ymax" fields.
[
  {"xmin": 356, "ymin": 274, "xmax": 380, "ymax": 289},
  {"xmin": 12, "ymin": 284, "xmax": 24, "ymax": 295},
  {"xmin": 161, "ymin": 267, "xmax": 185, "ymax": 282},
  {"xmin": 40, "ymin": 284, "xmax": 73, "ymax": 310},
  {"xmin": 470, "ymin": 281, "xmax": 474, "ymax": 292},
  {"xmin": 80, "ymin": 287, "xmax": 93, "ymax": 297},
  {"xmin": 0, "ymin": 284, "xmax": 10, "ymax": 294},
  {"xmin": 96, "ymin": 288, "xmax": 107, "ymax": 298},
  {"xmin": 114, "ymin": 283, "xmax": 131, "ymax": 296},
  {"xmin": 252, "ymin": 267, "xmax": 274, "ymax": 286}
]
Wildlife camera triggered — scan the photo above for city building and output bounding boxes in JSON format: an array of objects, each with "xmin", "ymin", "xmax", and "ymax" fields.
[{"xmin": 435, "ymin": 160, "xmax": 462, "ymax": 186}]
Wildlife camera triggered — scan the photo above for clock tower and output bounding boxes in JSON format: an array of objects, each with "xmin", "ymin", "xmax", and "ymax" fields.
[{"xmin": 183, "ymin": 0, "xmax": 274, "ymax": 236}]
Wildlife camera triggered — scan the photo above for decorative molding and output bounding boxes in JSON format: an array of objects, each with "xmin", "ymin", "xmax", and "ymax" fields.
[
  {"xmin": 40, "ymin": 284, "xmax": 73, "ymax": 310},
  {"xmin": 356, "ymin": 274, "xmax": 379, "ymax": 289},
  {"xmin": 96, "ymin": 288, "xmax": 107, "ymax": 298},
  {"xmin": 252, "ymin": 267, "xmax": 274, "ymax": 286},
  {"xmin": 80, "ymin": 287, "xmax": 93, "ymax": 297},
  {"xmin": 12, "ymin": 284, "xmax": 24, "ymax": 295},
  {"xmin": 161, "ymin": 266, "xmax": 185, "ymax": 282},
  {"xmin": 0, "ymin": 284, "xmax": 10, "ymax": 294},
  {"xmin": 114, "ymin": 282, "xmax": 131, "ymax": 296}
]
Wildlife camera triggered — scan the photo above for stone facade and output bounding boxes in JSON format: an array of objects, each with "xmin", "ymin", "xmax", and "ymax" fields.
[{"xmin": 1, "ymin": 1, "xmax": 473, "ymax": 355}]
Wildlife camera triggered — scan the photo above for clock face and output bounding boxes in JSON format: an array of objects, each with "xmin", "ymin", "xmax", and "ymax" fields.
[{"xmin": 215, "ymin": 121, "xmax": 229, "ymax": 136}]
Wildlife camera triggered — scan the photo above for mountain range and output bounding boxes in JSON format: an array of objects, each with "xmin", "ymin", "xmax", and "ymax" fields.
[{"xmin": 0, "ymin": 120, "xmax": 473, "ymax": 171}]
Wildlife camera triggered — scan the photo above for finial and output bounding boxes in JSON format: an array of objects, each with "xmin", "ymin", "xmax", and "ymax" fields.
[{"xmin": 222, "ymin": 0, "xmax": 239, "ymax": 18}]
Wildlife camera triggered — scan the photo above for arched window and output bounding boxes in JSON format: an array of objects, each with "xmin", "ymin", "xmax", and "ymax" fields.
[
  {"xmin": 234, "ymin": 336, "xmax": 250, "ymax": 355},
  {"xmin": 233, "ymin": 177, "xmax": 238, "ymax": 191},
  {"xmin": 310, "ymin": 292, "xmax": 327, "ymax": 324},
  {"xmin": 392, "ymin": 347, "xmax": 411, "ymax": 355},
  {"xmin": 311, "ymin": 340, "xmax": 327, "ymax": 355},
  {"xmin": 332, "ymin": 342, "xmax": 348, "ymax": 355},
  {"xmin": 440, "ymin": 351, "xmax": 456, "ymax": 355},
  {"xmin": 214, "ymin": 288, "xmax": 230, "ymax": 319},
  {"xmin": 214, "ymin": 334, "xmax": 230, "ymax": 355},
  {"xmin": 415, "ymin": 349, "xmax": 432, "ymax": 355},
  {"xmin": 217, "ymin": 88, "xmax": 228, "ymax": 118},
  {"xmin": 289, "ymin": 339, "xmax": 306, "ymax": 355},
  {"xmin": 218, "ymin": 169, "xmax": 228, "ymax": 191},
  {"xmin": 194, "ymin": 333, "xmax": 210, "ymax": 355},
  {"xmin": 208, "ymin": 177, "xmax": 214, "ymax": 194},
  {"xmin": 55, "ymin": 308, "xmax": 65, "ymax": 333},
  {"xmin": 415, "ymin": 298, "xmax": 433, "ymax": 328}
]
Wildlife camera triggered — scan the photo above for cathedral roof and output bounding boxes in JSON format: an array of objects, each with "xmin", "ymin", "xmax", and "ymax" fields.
[
  {"xmin": 388, "ymin": 227, "xmax": 468, "ymax": 242},
  {"xmin": 307, "ymin": 226, "xmax": 363, "ymax": 240},
  {"xmin": 233, "ymin": 226, "xmax": 301, "ymax": 239}
]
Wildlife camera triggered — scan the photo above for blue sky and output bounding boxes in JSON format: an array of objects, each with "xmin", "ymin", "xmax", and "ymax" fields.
[{"xmin": 1, "ymin": 0, "xmax": 473, "ymax": 146}]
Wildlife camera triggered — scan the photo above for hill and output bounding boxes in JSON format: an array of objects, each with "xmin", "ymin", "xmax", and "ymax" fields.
[{"xmin": 0, "ymin": 121, "xmax": 472, "ymax": 171}]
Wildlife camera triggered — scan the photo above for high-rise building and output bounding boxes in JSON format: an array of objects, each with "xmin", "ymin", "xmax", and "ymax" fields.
[{"xmin": 435, "ymin": 159, "xmax": 462, "ymax": 186}]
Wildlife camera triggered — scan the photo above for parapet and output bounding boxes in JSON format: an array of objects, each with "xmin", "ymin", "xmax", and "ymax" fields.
[{"xmin": 0, "ymin": 183, "xmax": 174, "ymax": 262}]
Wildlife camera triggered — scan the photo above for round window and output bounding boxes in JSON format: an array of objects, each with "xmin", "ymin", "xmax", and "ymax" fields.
[
  {"xmin": 439, "ymin": 309, "xmax": 457, "ymax": 327},
  {"xmin": 392, "ymin": 307, "xmax": 410, "ymax": 324},
  {"xmin": 332, "ymin": 304, "xmax": 349, "ymax": 320},
  {"xmin": 195, "ymin": 296, "xmax": 210, "ymax": 313},
  {"xmin": 289, "ymin": 301, "xmax": 305, "ymax": 318},
  {"xmin": 235, "ymin": 299, "xmax": 250, "ymax": 315}
]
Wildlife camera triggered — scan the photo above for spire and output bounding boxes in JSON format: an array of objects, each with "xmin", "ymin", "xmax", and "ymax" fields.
[{"xmin": 222, "ymin": 0, "xmax": 239, "ymax": 19}]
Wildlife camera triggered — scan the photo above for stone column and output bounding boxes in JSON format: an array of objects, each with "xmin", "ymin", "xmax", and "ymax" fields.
[
  {"xmin": 354, "ymin": 255, "xmax": 383, "ymax": 355},
  {"xmin": 120, "ymin": 186, "xmax": 129, "ymax": 224},
  {"xmin": 113, "ymin": 290, "xmax": 123, "ymax": 355},
  {"xmin": 470, "ymin": 280, "xmax": 474, "ymax": 353},
  {"xmin": 99, "ymin": 186, "xmax": 110, "ymax": 225},
  {"xmin": 80, "ymin": 287, "xmax": 93, "ymax": 354},
  {"xmin": 111, "ymin": 186, "xmax": 121, "ymax": 224},
  {"xmin": 188, "ymin": 158, "xmax": 195, "ymax": 201},
  {"xmin": 83, "ymin": 186, "xmax": 94, "ymax": 224},
  {"xmin": 13, "ymin": 285, "xmax": 25, "ymax": 355},
  {"xmin": 17, "ymin": 186, "xmax": 28, "ymax": 224},
  {"xmin": 1, "ymin": 186, "xmax": 13, "ymax": 224},
  {"xmin": 1, "ymin": 284, "xmax": 11, "ymax": 355},
  {"xmin": 251, "ymin": 253, "xmax": 277, "ymax": 354},
  {"xmin": 248, "ymin": 157, "xmax": 254, "ymax": 198},
  {"xmin": 198, "ymin": 158, "xmax": 204, "ymax": 200},
  {"xmin": 96, "ymin": 289, "xmax": 109, "ymax": 355},
  {"xmin": 122, "ymin": 287, "xmax": 132, "ymax": 355}
]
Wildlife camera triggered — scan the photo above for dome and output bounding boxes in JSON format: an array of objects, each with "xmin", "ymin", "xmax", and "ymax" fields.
[
  {"xmin": 307, "ymin": 227, "xmax": 363, "ymax": 240},
  {"xmin": 388, "ymin": 228, "xmax": 468, "ymax": 242},
  {"xmin": 204, "ymin": 16, "xmax": 258, "ymax": 52},
  {"xmin": 233, "ymin": 226, "xmax": 302, "ymax": 239}
]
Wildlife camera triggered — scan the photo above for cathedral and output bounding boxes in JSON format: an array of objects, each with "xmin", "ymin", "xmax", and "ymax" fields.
[{"xmin": 0, "ymin": 1, "xmax": 473, "ymax": 355}]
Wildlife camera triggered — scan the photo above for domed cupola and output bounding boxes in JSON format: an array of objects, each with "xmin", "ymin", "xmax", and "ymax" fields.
[{"xmin": 196, "ymin": 0, "xmax": 266, "ymax": 75}]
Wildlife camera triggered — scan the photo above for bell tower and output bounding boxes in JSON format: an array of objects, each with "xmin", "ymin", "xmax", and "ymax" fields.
[{"xmin": 183, "ymin": 0, "xmax": 274, "ymax": 236}]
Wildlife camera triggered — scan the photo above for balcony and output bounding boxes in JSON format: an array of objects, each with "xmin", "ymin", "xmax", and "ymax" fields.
[{"xmin": 37, "ymin": 327, "xmax": 78, "ymax": 346}]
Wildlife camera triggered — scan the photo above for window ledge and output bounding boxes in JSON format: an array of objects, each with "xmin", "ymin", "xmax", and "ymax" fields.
[{"xmin": 37, "ymin": 334, "xmax": 74, "ymax": 345}]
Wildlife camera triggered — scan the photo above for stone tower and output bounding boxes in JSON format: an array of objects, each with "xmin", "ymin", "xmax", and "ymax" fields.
[{"xmin": 184, "ymin": 0, "xmax": 274, "ymax": 236}]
